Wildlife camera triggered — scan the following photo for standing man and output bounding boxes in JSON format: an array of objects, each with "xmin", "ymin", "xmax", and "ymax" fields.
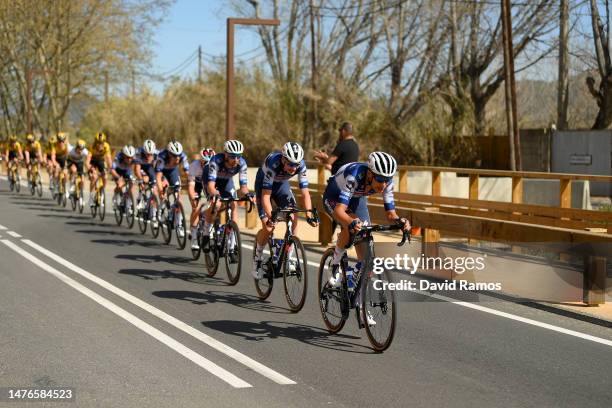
[{"xmin": 313, "ymin": 121, "xmax": 360, "ymax": 174}]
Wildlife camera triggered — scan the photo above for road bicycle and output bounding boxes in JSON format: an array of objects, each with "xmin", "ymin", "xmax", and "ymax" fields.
[
  {"xmin": 112, "ymin": 178, "xmax": 135, "ymax": 228},
  {"xmin": 158, "ymin": 184, "xmax": 186, "ymax": 249},
  {"xmin": 27, "ymin": 160, "xmax": 43, "ymax": 197},
  {"xmin": 253, "ymin": 207, "xmax": 319, "ymax": 312},
  {"xmin": 317, "ymin": 222, "xmax": 409, "ymax": 351},
  {"xmin": 8, "ymin": 160, "xmax": 21, "ymax": 193},
  {"xmin": 89, "ymin": 170, "xmax": 106, "ymax": 221},
  {"xmin": 135, "ymin": 180, "xmax": 160, "ymax": 237},
  {"xmin": 202, "ymin": 194, "xmax": 254, "ymax": 285}
]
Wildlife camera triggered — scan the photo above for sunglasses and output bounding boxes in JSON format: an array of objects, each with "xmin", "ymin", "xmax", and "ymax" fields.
[
  {"xmin": 284, "ymin": 160, "xmax": 299, "ymax": 168},
  {"xmin": 373, "ymin": 174, "xmax": 391, "ymax": 183},
  {"xmin": 227, "ymin": 154, "xmax": 241, "ymax": 159}
]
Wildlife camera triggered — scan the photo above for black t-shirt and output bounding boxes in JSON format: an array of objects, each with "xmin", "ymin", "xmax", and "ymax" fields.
[{"xmin": 331, "ymin": 138, "xmax": 360, "ymax": 174}]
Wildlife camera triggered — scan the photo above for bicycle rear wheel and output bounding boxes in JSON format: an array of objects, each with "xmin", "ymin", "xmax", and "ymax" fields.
[
  {"xmin": 174, "ymin": 201, "xmax": 186, "ymax": 250},
  {"xmin": 254, "ymin": 242, "xmax": 274, "ymax": 300},
  {"xmin": 362, "ymin": 268, "xmax": 396, "ymax": 352},
  {"xmin": 224, "ymin": 221, "xmax": 241, "ymax": 285},
  {"xmin": 317, "ymin": 248, "xmax": 347, "ymax": 333},
  {"xmin": 283, "ymin": 237, "xmax": 308, "ymax": 312},
  {"xmin": 36, "ymin": 173, "xmax": 43, "ymax": 197}
]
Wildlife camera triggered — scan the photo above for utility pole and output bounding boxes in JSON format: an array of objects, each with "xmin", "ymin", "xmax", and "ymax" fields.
[
  {"xmin": 226, "ymin": 18, "xmax": 280, "ymax": 139},
  {"xmin": 501, "ymin": 0, "xmax": 521, "ymax": 171},
  {"xmin": 309, "ymin": 0, "xmax": 318, "ymax": 151},
  {"xmin": 198, "ymin": 45, "xmax": 202, "ymax": 83},
  {"xmin": 557, "ymin": 0, "xmax": 569, "ymax": 130},
  {"xmin": 104, "ymin": 71, "xmax": 109, "ymax": 103}
]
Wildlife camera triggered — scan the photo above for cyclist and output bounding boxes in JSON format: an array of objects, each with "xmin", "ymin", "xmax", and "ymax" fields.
[
  {"xmin": 322, "ymin": 151, "xmax": 410, "ymax": 326},
  {"xmin": 44, "ymin": 135, "xmax": 57, "ymax": 191},
  {"xmin": 51, "ymin": 132, "xmax": 71, "ymax": 196},
  {"xmin": 23, "ymin": 134, "xmax": 43, "ymax": 167},
  {"xmin": 200, "ymin": 140, "xmax": 253, "ymax": 255},
  {"xmin": 110, "ymin": 145, "xmax": 137, "ymax": 209},
  {"xmin": 67, "ymin": 139, "xmax": 90, "ymax": 200},
  {"xmin": 155, "ymin": 140, "xmax": 190, "ymax": 237},
  {"xmin": 251, "ymin": 142, "xmax": 318, "ymax": 279},
  {"xmin": 87, "ymin": 132, "xmax": 112, "ymax": 206},
  {"xmin": 187, "ymin": 147, "xmax": 215, "ymax": 250},
  {"xmin": 133, "ymin": 139, "xmax": 158, "ymax": 217},
  {"xmin": 5, "ymin": 135, "xmax": 23, "ymax": 180}
]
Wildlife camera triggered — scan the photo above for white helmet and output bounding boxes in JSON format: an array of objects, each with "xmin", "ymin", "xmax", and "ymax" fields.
[
  {"xmin": 143, "ymin": 139, "xmax": 156, "ymax": 155},
  {"xmin": 282, "ymin": 141, "xmax": 304, "ymax": 164},
  {"xmin": 122, "ymin": 144, "xmax": 136, "ymax": 158},
  {"xmin": 167, "ymin": 140, "xmax": 183, "ymax": 156},
  {"xmin": 368, "ymin": 151, "xmax": 397, "ymax": 178},
  {"xmin": 223, "ymin": 140, "xmax": 243, "ymax": 155}
]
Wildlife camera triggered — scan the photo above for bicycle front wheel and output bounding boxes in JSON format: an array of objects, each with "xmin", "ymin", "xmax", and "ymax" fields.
[
  {"xmin": 98, "ymin": 187, "xmax": 106, "ymax": 221},
  {"xmin": 78, "ymin": 185, "xmax": 84, "ymax": 213},
  {"xmin": 174, "ymin": 202, "xmax": 186, "ymax": 250},
  {"xmin": 362, "ymin": 268, "xmax": 396, "ymax": 352},
  {"xmin": 90, "ymin": 191, "xmax": 98, "ymax": 218},
  {"xmin": 137, "ymin": 192, "xmax": 148, "ymax": 234},
  {"xmin": 254, "ymin": 241, "xmax": 274, "ymax": 300},
  {"xmin": 15, "ymin": 171, "xmax": 21, "ymax": 193},
  {"xmin": 317, "ymin": 248, "xmax": 347, "ymax": 334},
  {"xmin": 159, "ymin": 201, "xmax": 172, "ymax": 244},
  {"xmin": 224, "ymin": 221, "xmax": 241, "ymax": 285},
  {"xmin": 113, "ymin": 191, "xmax": 123, "ymax": 225},
  {"xmin": 124, "ymin": 191, "xmax": 135, "ymax": 229},
  {"xmin": 283, "ymin": 237, "xmax": 308, "ymax": 312},
  {"xmin": 204, "ymin": 227, "xmax": 219, "ymax": 277},
  {"xmin": 149, "ymin": 195, "xmax": 160, "ymax": 238}
]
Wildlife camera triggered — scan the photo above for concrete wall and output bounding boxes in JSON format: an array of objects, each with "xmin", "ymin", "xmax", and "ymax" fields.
[{"xmin": 552, "ymin": 130, "xmax": 611, "ymax": 196}]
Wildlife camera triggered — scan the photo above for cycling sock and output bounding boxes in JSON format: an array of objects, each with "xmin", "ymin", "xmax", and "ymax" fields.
[
  {"xmin": 332, "ymin": 245, "xmax": 345, "ymax": 265},
  {"xmin": 190, "ymin": 226, "xmax": 198, "ymax": 238}
]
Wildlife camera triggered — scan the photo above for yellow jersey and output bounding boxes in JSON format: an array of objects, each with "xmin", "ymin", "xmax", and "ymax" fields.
[
  {"xmin": 44, "ymin": 141, "xmax": 54, "ymax": 156},
  {"xmin": 90, "ymin": 141, "xmax": 111, "ymax": 160},
  {"xmin": 52, "ymin": 141, "xmax": 69, "ymax": 158},
  {"xmin": 24, "ymin": 141, "xmax": 42, "ymax": 155},
  {"xmin": 7, "ymin": 141, "xmax": 21, "ymax": 154}
]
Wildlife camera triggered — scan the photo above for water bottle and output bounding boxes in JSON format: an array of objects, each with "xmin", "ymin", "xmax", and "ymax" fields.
[{"xmin": 346, "ymin": 265, "xmax": 355, "ymax": 292}]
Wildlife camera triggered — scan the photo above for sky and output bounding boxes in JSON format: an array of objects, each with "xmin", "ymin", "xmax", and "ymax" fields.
[{"xmin": 148, "ymin": 1, "xmax": 266, "ymax": 92}]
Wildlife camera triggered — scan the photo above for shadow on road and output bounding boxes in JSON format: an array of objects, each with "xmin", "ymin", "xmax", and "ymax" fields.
[
  {"xmin": 153, "ymin": 290, "xmax": 291, "ymax": 314},
  {"xmin": 115, "ymin": 253, "xmax": 193, "ymax": 266},
  {"xmin": 91, "ymin": 238, "xmax": 166, "ymax": 248},
  {"xmin": 118, "ymin": 268, "xmax": 222, "ymax": 285},
  {"xmin": 38, "ymin": 213, "xmax": 86, "ymax": 220},
  {"xmin": 202, "ymin": 319, "xmax": 371, "ymax": 353},
  {"xmin": 75, "ymin": 229, "xmax": 142, "ymax": 237}
]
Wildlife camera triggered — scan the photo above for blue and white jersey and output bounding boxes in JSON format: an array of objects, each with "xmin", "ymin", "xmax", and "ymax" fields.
[
  {"xmin": 206, "ymin": 153, "xmax": 248, "ymax": 186},
  {"xmin": 112, "ymin": 152, "xmax": 132, "ymax": 171},
  {"xmin": 188, "ymin": 160, "xmax": 206, "ymax": 184},
  {"xmin": 260, "ymin": 152, "xmax": 308, "ymax": 190},
  {"xmin": 327, "ymin": 162, "xmax": 395, "ymax": 211},
  {"xmin": 134, "ymin": 147, "xmax": 158, "ymax": 168},
  {"xmin": 155, "ymin": 149, "xmax": 189, "ymax": 173}
]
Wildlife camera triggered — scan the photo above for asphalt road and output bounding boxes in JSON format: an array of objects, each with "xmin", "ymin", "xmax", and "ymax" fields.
[{"xmin": 1, "ymin": 180, "xmax": 611, "ymax": 408}]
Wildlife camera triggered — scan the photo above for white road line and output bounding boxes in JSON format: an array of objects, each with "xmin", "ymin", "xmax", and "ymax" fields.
[
  {"xmin": 421, "ymin": 291, "xmax": 612, "ymax": 348},
  {"xmin": 7, "ymin": 231, "xmax": 22, "ymax": 238},
  {"xmin": 23, "ymin": 239, "xmax": 296, "ymax": 385},
  {"xmin": 241, "ymin": 243, "xmax": 320, "ymax": 269},
  {"xmin": 0, "ymin": 224, "xmax": 7, "ymax": 230},
  {"xmin": 1, "ymin": 239, "xmax": 251, "ymax": 388}
]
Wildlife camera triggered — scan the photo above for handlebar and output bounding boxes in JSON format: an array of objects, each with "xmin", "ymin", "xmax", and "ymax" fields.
[
  {"xmin": 211, "ymin": 193, "xmax": 254, "ymax": 215},
  {"xmin": 345, "ymin": 221, "xmax": 411, "ymax": 249},
  {"xmin": 270, "ymin": 207, "xmax": 320, "ymax": 224}
]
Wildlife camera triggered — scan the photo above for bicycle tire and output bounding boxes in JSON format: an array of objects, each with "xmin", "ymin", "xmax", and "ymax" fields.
[
  {"xmin": 283, "ymin": 236, "xmax": 308, "ymax": 312},
  {"xmin": 204, "ymin": 224, "xmax": 220, "ymax": 277},
  {"xmin": 137, "ymin": 192, "xmax": 148, "ymax": 234},
  {"xmin": 29, "ymin": 171, "xmax": 35, "ymax": 196},
  {"xmin": 317, "ymin": 248, "xmax": 347, "ymax": 334},
  {"xmin": 98, "ymin": 187, "xmax": 106, "ymax": 221},
  {"xmin": 254, "ymin": 241, "xmax": 274, "ymax": 300},
  {"xmin": 224, "ymin": 221, "xmax": 242, "ymax": 285},
  {"xmin": 15, "ymin": 171, "xmax": 20, "ymax": 193},
  {"xmin": 125, "ymin": 190, "xmax": 135, "ymax": 229},
  {"xmin": 78, "ymin": 184, "xmax": 84, "ymax": 214},
  {"xmin": 90, "ymin": 191, "xmax": 98, "ymax": 218},
  {"xmin": 160, "ymin": 200, "xmax": 172, "ymax": 244},
  {"xmin": 149, "ymin": 195, "xmax": 160, "ymax": 238},
  {"xmin": 362, "ymin": 268, "xmax": 396, "ymax": 352},
  {"xmin": 174, "ymin": 201, "xmax": 186, "ymax": 250},
  {"xmin": 113, "ymin": 190, "xmax": 123, "ymax": 225}
]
